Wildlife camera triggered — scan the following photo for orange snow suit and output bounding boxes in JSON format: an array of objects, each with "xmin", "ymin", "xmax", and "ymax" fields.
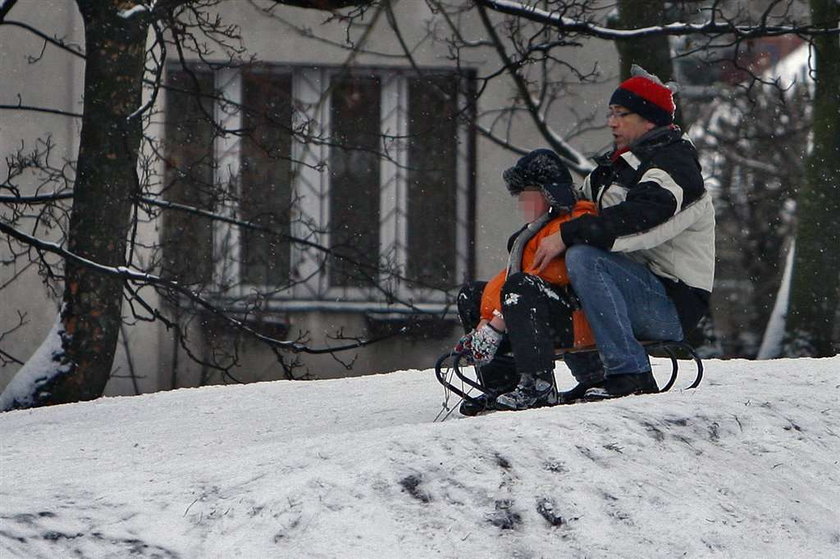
[{"xmin": 479, "ymin": 200, "xmax": 597, "ymax": 349}]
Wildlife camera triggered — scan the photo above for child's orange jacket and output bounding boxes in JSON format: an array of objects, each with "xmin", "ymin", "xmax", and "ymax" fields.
[{"xmin": 480, "ymin": 200, "xmax": 597, "ymax": 349}]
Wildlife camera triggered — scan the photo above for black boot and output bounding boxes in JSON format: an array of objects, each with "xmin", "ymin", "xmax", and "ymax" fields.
[
  {"xmin": 557, "ymin": 380, "xmax": 605, "ymax": 404},
  {"xmin": 459, "ymin": 393, "xmax": 495, "ymax": 416},
  {"xmin": 458, "ymin": 359, "xmax": 518, "ymax": 416},
  {"xmin": 585, "ymin": 371, "xmax": 658, "ymax": 399}
]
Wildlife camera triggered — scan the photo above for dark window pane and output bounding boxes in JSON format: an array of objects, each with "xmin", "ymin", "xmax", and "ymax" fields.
[
  {"xmin": 407, "ymin": 75, "xmax": 459, "ymax": 289},
  {"xmin": 241, "ymin": 70, "xmax": 293, "ymax": 286},
  {"xmin": 162, "ymin": 69, "xmax": 216, "ymax": 285},
  {"xmin": 328, "ymin": 75, "xmax": 381, "ymax": 288}
]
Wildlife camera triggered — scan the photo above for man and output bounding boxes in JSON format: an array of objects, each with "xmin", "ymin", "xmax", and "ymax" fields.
[{"xmin": 532, "ymin": 65, "xmax": 715, "ymax": 401}]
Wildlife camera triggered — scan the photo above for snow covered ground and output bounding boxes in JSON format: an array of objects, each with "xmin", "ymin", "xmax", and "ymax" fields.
[{"xmin": 1, "ymin": 356, "xmax": 838, "ymax": 558}]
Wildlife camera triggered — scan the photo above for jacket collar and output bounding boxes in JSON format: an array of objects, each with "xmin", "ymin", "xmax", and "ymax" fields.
[
  {"xmin": 595, "ymin": 125, "xmax": 684, "ymax": 167},
  {"xmin": 628, "ymin": 125, "xmax": 683, "ymax": 158}
]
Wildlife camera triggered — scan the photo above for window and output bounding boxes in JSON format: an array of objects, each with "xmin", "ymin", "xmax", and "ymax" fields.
[
  {"xmin": 164, "ymin": 65, "xmax": 474, "ymax": 309},
  {"xmin": 239, "ymin": 69, "xmax": 293, "ymax": 287},
  {"xmin": 328, "ymin": 74, "xmax": 382, "ymax": 289},
  {"xmin": 162, "ymin": 69, "xmax": 216, "ymax": 286}
]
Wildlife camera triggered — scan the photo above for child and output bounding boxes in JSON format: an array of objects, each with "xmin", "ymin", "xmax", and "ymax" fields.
[{"xmin": 456, "ymin": 149, "xmax": 596, "ymax": 413}]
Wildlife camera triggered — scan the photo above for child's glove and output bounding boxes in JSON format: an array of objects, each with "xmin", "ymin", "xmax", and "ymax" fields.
[
  {"xmin": 455, "ymin": 324, "xmax": 504, "ymax": 366},
  {"xmin": 454, "ymin": 332, "xmax": 474, "ymax": 356}
]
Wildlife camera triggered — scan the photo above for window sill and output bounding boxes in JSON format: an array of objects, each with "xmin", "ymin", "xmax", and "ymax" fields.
[
  {"xmin": 215, "ymin": 297, "xmax": 458, "ymax": 318},
  {"xmin": 182, "ymin": 295, "xmax": 460, "ymax": 341},
  {"xmin": 365, "ymin": 313, "xmax": 459, "ymax": 341}
]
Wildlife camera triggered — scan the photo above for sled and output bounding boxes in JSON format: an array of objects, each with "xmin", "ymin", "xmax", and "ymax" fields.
[{"xmin": 434, "ymin": 340, "xmax": 704, "ymax": 414}]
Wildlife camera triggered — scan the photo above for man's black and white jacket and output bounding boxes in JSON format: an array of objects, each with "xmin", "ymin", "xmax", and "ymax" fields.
[{"xmin": 560, "ymin": 127, "xmax": 716, "ymax": 332}]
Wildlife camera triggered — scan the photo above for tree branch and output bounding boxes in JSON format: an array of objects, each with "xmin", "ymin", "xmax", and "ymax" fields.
[
  {"xmin": 478, "ymin": 0, "xmax": 840, "ymax": 39},
  {"xmin": 0, "ymin": 99, "xmax": 83, "ymax": 118},
  {"xmin": 0, "ymin": 20, "xmax": 86, "ymax": 58},
  {"xmin": 266, "ymin": 0, "xmax": 373, "ymax": 10},
  {"xmin": 475, "ymin": 2, "xmax": 593, "ymax": 173},
  {"xmin": 0, "ymin": 188, "xmax": 458, "ymax": 302},
  {"xmin": 0, "ymin": 219, "xmax": 404, "ymax": 355}
]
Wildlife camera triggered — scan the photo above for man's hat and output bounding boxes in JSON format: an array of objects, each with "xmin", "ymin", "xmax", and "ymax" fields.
[{"xmin": 609, "ymin": 65, "xmax": 678, "ymax": 126}]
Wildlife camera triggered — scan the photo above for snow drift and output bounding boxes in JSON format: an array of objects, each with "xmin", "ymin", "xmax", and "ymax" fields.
[{"xmin": 1, "ymin": 356, "xmax": 838, "ymax": 558}]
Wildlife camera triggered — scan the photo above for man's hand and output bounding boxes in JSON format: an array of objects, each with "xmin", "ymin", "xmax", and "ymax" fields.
[{"xmin": 533, "ymin": 231, "xmax": 567, "ymax": 273}]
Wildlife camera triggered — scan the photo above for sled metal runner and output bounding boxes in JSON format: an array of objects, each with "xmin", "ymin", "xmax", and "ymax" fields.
[{"xmin": 435, "ymin": 340, "xmax": 704, "ymax": 410}]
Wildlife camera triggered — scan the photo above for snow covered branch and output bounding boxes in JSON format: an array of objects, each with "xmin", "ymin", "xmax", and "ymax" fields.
[
  {"xmin": 263, "ymin": 0, "xmax": 373, "ymax": 10},
  {"xmin": 0, "ymin": 192, "xmax": 74, "ymax": 204},
  {"xmin": 478, "ymin": 0, "xmax": 840, "ymax": 39},
  {"xmin": 118, "ymin": 2, "xmax": 153, "ymax": 20},
  {"xmin": 473, "ymin": 2, "xmax": 594, "ymax": 173},
  {"xmin": 0, "ymin": 180, "xmax": 455, "ymax": 314}
]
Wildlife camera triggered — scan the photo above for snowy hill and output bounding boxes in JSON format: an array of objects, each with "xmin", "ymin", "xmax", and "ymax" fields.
[{"xmin": 1, "ymin": 357, "xmax": 838, "ymax": 558}]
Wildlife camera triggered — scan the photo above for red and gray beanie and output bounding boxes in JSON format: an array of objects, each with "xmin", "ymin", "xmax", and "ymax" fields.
[{"xmin": 609, "ymin": 65, "xmax": 677, "ymax": 126}]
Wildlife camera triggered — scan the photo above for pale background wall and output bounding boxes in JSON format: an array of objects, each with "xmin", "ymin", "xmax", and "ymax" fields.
[{"xmin": 0, "ymin": 1, "xmax": 87, "ymax": 391}]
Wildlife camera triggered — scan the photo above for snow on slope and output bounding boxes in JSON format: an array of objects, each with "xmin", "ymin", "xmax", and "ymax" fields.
[{"xmin": 1, "ymin": 357, "xmax": 838, "ymax": 558}]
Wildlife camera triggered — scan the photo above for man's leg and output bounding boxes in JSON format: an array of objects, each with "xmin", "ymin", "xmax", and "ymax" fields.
[{"xmin": 565, "ymin": 245, "xmax": 683, "ymax": 396}]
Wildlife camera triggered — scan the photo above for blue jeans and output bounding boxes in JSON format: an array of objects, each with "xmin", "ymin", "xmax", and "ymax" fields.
[{"xmin": 564, "ymin": 245, "xmax": 683, "ymax": 379}]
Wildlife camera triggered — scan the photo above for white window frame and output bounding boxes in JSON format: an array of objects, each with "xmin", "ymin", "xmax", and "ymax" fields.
[{"xmin": 211, "ymin": 65, "xmax": 472, "ymax": 309}]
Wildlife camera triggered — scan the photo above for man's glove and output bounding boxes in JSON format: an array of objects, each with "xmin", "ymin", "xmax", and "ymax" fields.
[{"xmin": 455, "ymin": 324, "xmax": 504, "ymax": 366}]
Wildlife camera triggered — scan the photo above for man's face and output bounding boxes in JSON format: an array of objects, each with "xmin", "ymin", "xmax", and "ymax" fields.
[
  {"xmin": 608, "ymin": 104, "xmax": 656, "ymax": 150},
  {"xmin": 518, "ymin": 188, "xmax": 549, "ymax": 222}
]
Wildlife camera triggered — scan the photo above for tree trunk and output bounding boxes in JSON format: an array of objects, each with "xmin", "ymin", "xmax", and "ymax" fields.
[
  {"xmin": 785, "ymin": 0, "xmax": 840, "ymax": 356},
  {"xmin": 613, "ymin": 0, "xmax": 690, "ymax": 129},
  {"xmin": 34, "ymin": 1, "xmax": 149, "ymax": 405},
  {"xmin": 613, "ymin": 0, "xmax": 673, "ymax": 81}
]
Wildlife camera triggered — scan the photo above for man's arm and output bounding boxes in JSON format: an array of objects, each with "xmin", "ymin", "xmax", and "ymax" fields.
[{"xmin": 562, "ymin": 143, "xmax": 704, "ymax": 252}]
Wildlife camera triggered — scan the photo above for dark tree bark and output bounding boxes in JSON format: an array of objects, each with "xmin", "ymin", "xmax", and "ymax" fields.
[
  {"xmin": 785, "ymin": 0, "xmax": 840, "ymax": 356},
  {"xmin": 613, "ymin": 0, "xmax": 673, "ymax": 82},
  {"xmin": 34, "ymin": 0, "xmax": 150, "ymax": 405}
]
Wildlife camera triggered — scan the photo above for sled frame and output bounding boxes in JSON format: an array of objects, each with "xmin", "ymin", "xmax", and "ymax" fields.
[{"xmin": 435, "ymin": 340, "xmax": 704, "ymax": 410}]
